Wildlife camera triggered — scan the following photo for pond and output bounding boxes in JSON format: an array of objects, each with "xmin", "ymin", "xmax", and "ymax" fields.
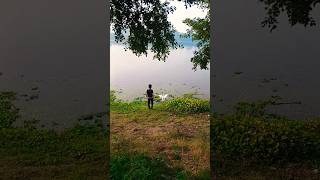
[
  {"xmin": 0, "ymin": 0, "xmax": 107, "ymax": 129},
  {"xmin": 213, "ymin": 0, "xmax": 320, "ymax": 119},
  {"xmin": 111, "ymin": 42, "xmax": 210, "ymax": 101}
]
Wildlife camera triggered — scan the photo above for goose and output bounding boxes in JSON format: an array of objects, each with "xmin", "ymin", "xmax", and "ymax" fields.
[{"xmin": 158, "ymin": 94, "xmax": 168, "ymax": 101}]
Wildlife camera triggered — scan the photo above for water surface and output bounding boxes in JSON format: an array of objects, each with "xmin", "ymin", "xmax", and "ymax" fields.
[
  {"xmin": 111, "ymin": 44, "xmax": 210, "ymax": 100},
  {"xmin": 213, "ymin": 1, "xmax": 320, "ymax": 119},
  {"xmin": 0, "ymin": 0, "xmax": 107, "ymax": 129}
]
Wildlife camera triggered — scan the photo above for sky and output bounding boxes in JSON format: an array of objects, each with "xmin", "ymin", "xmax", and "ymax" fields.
[
  {"xmin": 165, "ymin": 0, "xmax": 207, "ymax": 33},
  {"xmin": 110, "ymin": 1, "xmax": 208, "ymax": 34}
]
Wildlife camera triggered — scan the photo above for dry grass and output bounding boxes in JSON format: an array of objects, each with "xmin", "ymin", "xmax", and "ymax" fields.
[{"xmin": 110, "ymin": 110, "xmax": 210, "ymax": 176}]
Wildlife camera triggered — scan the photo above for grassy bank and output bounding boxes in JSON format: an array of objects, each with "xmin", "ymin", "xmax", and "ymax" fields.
[
  {"xmin": 1, "ymin": 91, "xmax": 210, "ymax": 179},
  {"xmin": 4, "ymin": 89, "xmax": 318, "ymax": 179},
  {"xmin": 110, "ymin": 91, "xmax": 211, "ymax": 179},
  {"xmin": 212, "ymin": 101, "xmax": 320, "ymax": 179},
  {"xmin": 0, "ymin": 92, "xmax": 109, "ymax": 179}
]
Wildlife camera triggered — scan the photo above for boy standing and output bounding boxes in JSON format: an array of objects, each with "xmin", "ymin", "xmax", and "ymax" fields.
[{"xmin": 146, "ymin": 84, "xmax": 154, "ymax": 109}]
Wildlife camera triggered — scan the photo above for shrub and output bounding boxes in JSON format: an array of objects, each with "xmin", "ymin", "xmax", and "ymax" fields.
[
  {"xmin": 0, "ymin": 92, "xmax": 19, "ymax": 128},
  {"xmin": 160, "ymin": 97, "xmax": 210, "ymax": 114},
  {"xmin": 110, "ymin": 90, "xmax": 117, "ymax": 103},
  {"xmin": 211, "ymin": 102, "xmax": 320, "ymax": 165}
]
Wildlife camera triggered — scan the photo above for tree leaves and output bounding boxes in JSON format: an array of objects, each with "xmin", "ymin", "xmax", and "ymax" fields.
[
  {"xmin": 183, "ymin": 15, "xmax": 210, "ymax": 70},
  {"xmin": 260, "ymin": 0, "xmax": 320, "ymax": 31},
  {"xmin": 110, "ymin": 0, "xmax": 178, "ymax": 61},
  {"xmin": 110, "ymin": 0, "xmax": 319, "ymax": 70}
]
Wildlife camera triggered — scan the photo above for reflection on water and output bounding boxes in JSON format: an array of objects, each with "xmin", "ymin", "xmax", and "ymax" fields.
[
  {"xmin": 0, "ymin": 0, "xmax": 107, "ymax": 129},
  {"xmin": 0, "ymin": 68, "xmax": 106, "ymax": 129},
  {"xmin": 111, "ymin": 45, "xmax": 210, "ymax": 100},
  {"xmin": 213, "ymin": 1, "xmax": 320, "ymax": 119}
]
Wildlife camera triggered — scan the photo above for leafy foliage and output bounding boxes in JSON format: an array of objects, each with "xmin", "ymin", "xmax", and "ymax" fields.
[
  {"xmin": 160, "ymin": 97, "xmax": 210, "ymax": 114},
  {"xmin": 110, "ymin": 0, "xmax": 211, "ymax": 69},
  {"xmin": 110, "ymin": 0, "xmax": 178, "ymax": 60},
  {"xmin": 211, "ymin": 102, "xmax": 320, "ymax": 165},
  {"xmin": 110, "ymin": 0, "xmax": 319, "ymax": 70},
  {"xmin": 259, "ymin": 0, "xmax": 320, "ymax": 31},
  {"xmin": 179, "ymin": 0, "xmax": 211, "ymax": 70},
  {"xmin": 183, "ymin": 15, "xmax": 210, "ymax": 70}
]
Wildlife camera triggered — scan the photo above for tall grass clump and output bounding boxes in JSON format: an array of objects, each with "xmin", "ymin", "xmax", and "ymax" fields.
[{"xmin": 160, "ymin": 97, "xmax": 209, "ymax": 114}]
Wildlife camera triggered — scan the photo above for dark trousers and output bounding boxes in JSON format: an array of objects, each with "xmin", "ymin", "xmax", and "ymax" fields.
[{"xmin": 148, "ymin": 98, "xmax": 153, "ymax": 109}]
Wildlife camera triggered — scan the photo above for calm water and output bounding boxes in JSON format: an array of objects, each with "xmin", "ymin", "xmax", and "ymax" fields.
[
  {"xmin": 213, "ymin": 1, "xmax": 320, "ymax": 119},
  {"xmin": 0, "ymin": 0, "xmax": 107, "ymax": 129},
  {"xmin": 110, "ymin": 44, "xmax": 210, "ymax": 100}
]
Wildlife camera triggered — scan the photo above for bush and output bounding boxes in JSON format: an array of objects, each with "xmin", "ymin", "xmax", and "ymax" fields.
[
  {"xmin": 160, "ymin": 97, "xmax": 210, "ymax": 114},
  {"xmin": 0, "ymin": 92, "xmax": 19, "ymax": 128},
  {"xmin": 211, "ymin": 102, "xmax": 320, "ymax": 165}
]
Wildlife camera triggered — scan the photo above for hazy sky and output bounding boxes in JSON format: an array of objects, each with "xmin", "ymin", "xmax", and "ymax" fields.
[
  {"xmin": 110, "ymin": 1, "xmax": 207, "ymax": 34},
  {"xmin": 166, "ymin": 1, "xmax": 207, "ymax": 33}
]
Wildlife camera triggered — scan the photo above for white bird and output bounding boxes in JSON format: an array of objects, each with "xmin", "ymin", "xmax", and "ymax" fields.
[{"xmin": 158, "ymin": 94, "xmax": 168, "ymax": 101}]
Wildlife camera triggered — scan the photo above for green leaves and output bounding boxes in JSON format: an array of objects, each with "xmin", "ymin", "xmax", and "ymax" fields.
[
  {"xmin": 183, "ymin": 15, "xmax": 210, "ymax": 70},
  {"xmin": 211, "ymin": 102, "xmax": 320, "ymax": 164},
  {"xmin": 160, "ymin": 97, "xmax": 210, "ymax": 114},
  {"xmin": 110, "ymin": 0, "xmax": 212, "ymax": 69},
  {"xmin": 259, "ymin": 0, "xmax": 320, "ymax": 31},
  {"xmin": 111, "ymin": 0, "xmax": 178, "ymax": 61}
]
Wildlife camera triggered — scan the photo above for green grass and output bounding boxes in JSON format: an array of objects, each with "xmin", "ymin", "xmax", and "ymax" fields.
[
  {"xmin": 111, "ymin": 90, "xmax": 210, "ymax": 114},
  {"xmin": 7, "ymin": 90, "xmax": 320, "ymax": 179},
  {"xmin": 110, "ymin": 90, "xmax": 146, "ymax": 113},
  {"xmin": 110, "ymin": 153, "xmax": 210, "ymax": 180},
  {"xmin": 0, "ymin": 91, "xmax": 109, "ymax": 178},
  {"xmin": 110, "ymin": 90, "xmax": 210, "ymax": 179},
  {"xmin": 110, "ymin": 153, "xmax": 175, "ymax": 179},
  {"xmin": 212, "ymin": 101, "xmax": 320, "ymax": 179},
  {"xmin": 0, "ymin": 127, "xmax": 109, "ymax": 179},
  {"xmin": 0, "ymin": 91, "xmax": 211, "ymax": 179}
]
